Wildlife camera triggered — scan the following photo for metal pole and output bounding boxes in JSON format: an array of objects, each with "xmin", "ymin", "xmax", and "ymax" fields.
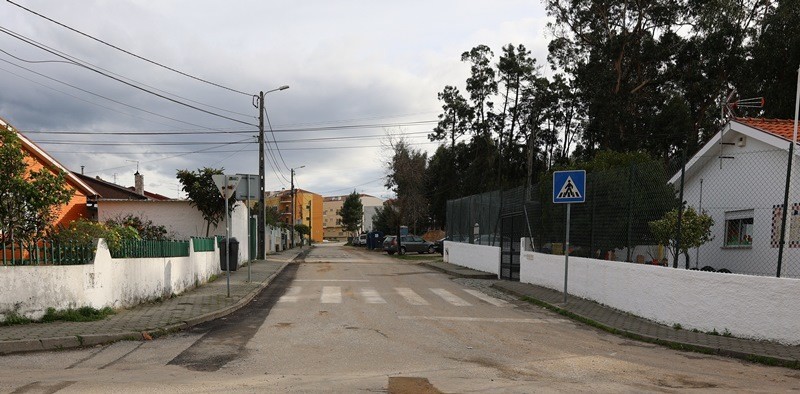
[
  {"xmin": 563, "ymin": 203, "xmax": 571, "ymax": 304},
  {"xmin": 246, "ymin": 175, "xmax": 251, "ymax": 282},
  {"xmin": 291, "ymin": 168, "xmax": 295, "ymax": 248},
  {"xmin": 674, "ymin": 146, "xmax": 687, "ymax": 268},
  {"xmin": 225, "ymin": 177, "xmax": 231, "ymax": 298},
  {"xmin": 258, "ymin": 91, "xmax": 266, "ymax": 260},
  {"xmin": 778, "ymin": 65, "xmax": 800, "ymax": 278}
]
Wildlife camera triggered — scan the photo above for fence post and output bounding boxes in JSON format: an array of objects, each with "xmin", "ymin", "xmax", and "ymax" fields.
[
  {"xmin": 674, "ymin": 147, "xmax": 687, "ymax": 268},
  {"xmin": 627, "ymin": 163, "xmax": 634, "ymax": 262},
  {"xmin": 777, "ymin": 140, "xmax": 794, "ymax": 278}
]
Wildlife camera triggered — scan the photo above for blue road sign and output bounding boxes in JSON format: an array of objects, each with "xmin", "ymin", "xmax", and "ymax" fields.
[{"xmin": 553, "ymin": 170, "xmax": 586, "ymax": 204}]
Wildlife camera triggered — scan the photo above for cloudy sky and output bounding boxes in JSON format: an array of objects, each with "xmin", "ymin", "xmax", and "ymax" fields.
[{"xmin": 0, "ymin": 0, "xmax": 550, "ymax": 200}]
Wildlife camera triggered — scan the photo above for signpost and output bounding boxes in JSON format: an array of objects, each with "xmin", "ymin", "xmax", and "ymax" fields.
[
  {"xmin": 553, "ymin": 170, "xmax": 586, "ymax": 304},
  {"xmin": 212, "ymin": 174, "xmax": 241, "ymax": 297},
  {"xmin": 236, "ymin": 174, "xmax": 259, "ymax": 282}
]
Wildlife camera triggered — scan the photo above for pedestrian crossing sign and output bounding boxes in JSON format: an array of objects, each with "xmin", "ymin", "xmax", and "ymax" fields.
[{"xmin": 553, "ymin": 170, "xmax": 586, "ymax": 203}]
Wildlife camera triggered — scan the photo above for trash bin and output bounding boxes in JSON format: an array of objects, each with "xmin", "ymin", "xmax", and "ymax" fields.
[{"xmin": 219, "ymin": 237, "xmax": 239, "ymax": 271}]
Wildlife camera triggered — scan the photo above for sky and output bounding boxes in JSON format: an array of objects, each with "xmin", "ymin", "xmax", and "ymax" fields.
[{"xmin": 0, "ymin": 0, "xmax": 551, "ymax": 201}]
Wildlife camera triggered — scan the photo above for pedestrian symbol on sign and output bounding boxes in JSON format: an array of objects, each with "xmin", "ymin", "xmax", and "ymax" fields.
[
  {"xmin": 557, "ymin": 177, "xmax": 581, "ymax": 199},
  {"xmin": 552, "ymin": 170, "xmax": 586, "ymax": 204}
]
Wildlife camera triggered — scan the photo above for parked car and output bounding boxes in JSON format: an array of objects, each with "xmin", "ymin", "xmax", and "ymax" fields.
[
  {"xmin": 383, "ymin": 235, "xmax": 435, "ymax": 255},
  {"xmin": 433, "ymin": 236, "xmax": 450, "ymax": 254},
  {"xmin": 351, "ymin": 234, "xmax": 367, "ymax": 246}
]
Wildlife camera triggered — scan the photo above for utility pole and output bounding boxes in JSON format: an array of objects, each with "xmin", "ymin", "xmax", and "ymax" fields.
[
  {"xmin": 291, "ymin": 168, "xmax": 295, "ymax": 248},
  {"xmin": 257, "ymin": 91, "xmax": 266, "ymax": 259}
]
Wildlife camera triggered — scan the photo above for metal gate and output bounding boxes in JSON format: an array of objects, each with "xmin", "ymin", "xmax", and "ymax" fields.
[{"xmin": 500, "ymin": 213, "xmax": 524, "ymax": 280}]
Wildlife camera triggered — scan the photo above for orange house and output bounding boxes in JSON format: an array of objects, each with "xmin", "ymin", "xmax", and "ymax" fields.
[{"xmin": 1, "ymin": 116, "xmax": 99, "ymax": 229}]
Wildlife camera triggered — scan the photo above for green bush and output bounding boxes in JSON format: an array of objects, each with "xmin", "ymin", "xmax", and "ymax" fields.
[
  {"xmin": 106, "ymin": 214, "xmax": 171, "ymax": 240},
  {"xmin": 53, "ymin": 218, "xmax": 140, "ymax": 249}
]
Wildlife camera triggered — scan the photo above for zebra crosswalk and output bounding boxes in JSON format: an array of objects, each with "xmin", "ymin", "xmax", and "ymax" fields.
[{"xmin": 278, "ymin": 286, "xmax": 512, "ymax": 308}]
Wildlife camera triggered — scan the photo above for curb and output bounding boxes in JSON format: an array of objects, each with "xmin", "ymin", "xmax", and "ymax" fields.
[
  {"xmin": 0, "ymin": 261, "xmax": 292, "ymax": 355},
  {"xmin": 178, "ymin": 261, "xmax": 290, "ymax": 329},
  {"xmin": 492, "ymin": 283, "xmax": 800, "ymax": 370},
  {"xmin": 420, "ymin": 262, "xmax": 497, "ymax": 279}
]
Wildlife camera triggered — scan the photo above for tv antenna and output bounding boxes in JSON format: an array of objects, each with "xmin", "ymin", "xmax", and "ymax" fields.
[
  {"xmin": 720, "ymin": 90, "xmax": 764, "ymax": 168},
  {"xmin": 126, "ymin": 160, "xmax": 140, "ymax": 173}
]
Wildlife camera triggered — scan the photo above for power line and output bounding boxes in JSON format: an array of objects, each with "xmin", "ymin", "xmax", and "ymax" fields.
[
  {"xmin": 84, "ymin": 137, "xmax": 255, "ymax": 174},
  {"xmin": 18, "ymin": 119, "xmax": 438, "ymax": 135},
  {"xmin": 27, "ymin": 131, "xmax": 431, "ymax": 145},
  {"xmin": 6, "ymin": 0, "xmax": 252, "ymax": 96},
  {"xmin": 0, "ymin": 47, "xmax": 253, "ymax": 118},
  {"xmin": 0, "ymin": 57, "xmax": 216, "ymax": 130},
  {"xmin": 0, "ymin": 25, "xmax": 257, "ymax": 126},
  {"xmin": 264, "ymin": 106, "xmax": 290, "ymax": 172},
  {"xmin": 42, "ymin": 141, "xmax": 440, "ymax": 154}
]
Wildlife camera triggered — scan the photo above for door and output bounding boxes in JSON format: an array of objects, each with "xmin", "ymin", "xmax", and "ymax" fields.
[{"xmin": 500, "ymin": 213, "xmax": 524, "ymax": 280}]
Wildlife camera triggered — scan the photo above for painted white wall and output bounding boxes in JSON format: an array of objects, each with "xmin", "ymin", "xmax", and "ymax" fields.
[
  {"xmin": 443, "ymin": 241, "xmax": 500, "ymax": 275},
  {"xmin": 99, "ymin": 200, "xmax": 252, "ymax": 263},
  {"xmin": 520, "ymin": 244, "xmax": 800, "ymax": 345},
  {"xmin": 678, "ymin": 128, "xmax": 800, "ymax": 277},
  {"xmin": 0, "ymin": 238, "xmax": 220, "ymax": 321}
]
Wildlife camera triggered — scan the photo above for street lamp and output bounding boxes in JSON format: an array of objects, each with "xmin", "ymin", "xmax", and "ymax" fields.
[
  {"xmin": 290, "ymin": 165, "xmax": 305, "ymax": 248},
  {"xmin": 257, "ymin": 85, "xmax": 289, "ymax": 259}
]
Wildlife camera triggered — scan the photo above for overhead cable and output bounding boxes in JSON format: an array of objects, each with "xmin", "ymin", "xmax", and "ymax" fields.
[
  {"xmin": 6, "ymin": 0, "xmax": 252, "ymax": 96},
  {"xmin": 0, "ymin": 25, "xmax": 257, "ymax": 126}
]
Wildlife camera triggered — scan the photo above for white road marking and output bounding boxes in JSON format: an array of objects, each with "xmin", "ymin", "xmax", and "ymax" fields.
[
  {"xmin": 398, "ymin": 316, "xmax": 564, "ymax": 323},
  {"xmin": 431, "ymin": 288, "xmax": 472, "ymax": 306},
  {"xmin": 360, "ymin": 288, "xmax": 387, "ymax": 304},
  {"xmin": 321, "ymin": 286, "xmax": 342, "ymax": 303},
  {"xmin": 395, "ymin": 288, "xmax": 430, "ymax": 305},
  {"xmin": 462, "ymin": 289, "xmax": 512, "ymax": 307},
  {"xmin": 295, "ymin": 279, "xmax": 370, "ymax": 282},
  {"xmin": 278, "ymin": 286, "xmax": 302, "ymax": 303}
]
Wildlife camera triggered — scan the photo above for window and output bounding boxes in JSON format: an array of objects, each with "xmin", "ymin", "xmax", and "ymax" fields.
[{"xmin": 725, "ymin": 210, "xmax": 753, "ymax": 247}]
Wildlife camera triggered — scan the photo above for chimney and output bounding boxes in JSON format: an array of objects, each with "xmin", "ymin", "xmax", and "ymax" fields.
[{"xmin": 134, "ymin": 171, "xmax": 144, "ymax": 195}]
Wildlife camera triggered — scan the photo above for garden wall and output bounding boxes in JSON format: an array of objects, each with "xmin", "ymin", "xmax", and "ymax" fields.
[
  {"xmin": 520, "ymin": 239, "xmax": 800, "ymax": 345},
  {"xmin": 0, "ymin": 238, "xmax": 220, "ymax": 321},
  {"xmin": 443, "ymin": 241, "xmax": 500, "ymax": 275}
]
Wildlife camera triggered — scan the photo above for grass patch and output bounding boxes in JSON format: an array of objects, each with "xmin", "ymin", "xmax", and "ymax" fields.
[
  {"xmin": 208, "ymin": 274, "xmax": 219, "ymax": 283},
  {"xmin": 41, "ymin": 306, "xmax": 115, "ymax": 323},
  {"xmin": 673, "ymin": 323, "xmax": 682, "ymax": 330},
  {"xmin": 0, "ymin": 312, "xmax": 33, "ymax": 326}
]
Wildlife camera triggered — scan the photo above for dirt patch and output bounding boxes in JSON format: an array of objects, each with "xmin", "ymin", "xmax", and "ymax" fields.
[
  {"xmin": 274, "ymin": 322, "xmax": 292, "ymax": 328},
  {"xmin": 388, "ymin": 377, "xmax": 442, "ymax": 394},
  {"xmin": 316, "ymin": 263, "xmax": 333, "ymax": 273}
]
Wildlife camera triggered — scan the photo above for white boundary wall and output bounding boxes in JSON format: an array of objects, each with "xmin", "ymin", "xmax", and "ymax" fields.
[
  {"xmin": 0, "ymin": 238, "xmax": 220, "ymax": 321},
  {"xmin": 519, "ymin": 239, "xmax": 800, "ymax": 345},
  {"xmin": 443, "ymin": 241, "xmax": 500, "ymax": 276},
  {"xmin": 99, "ymin": 200, "xmax": 251, "ymax": 262}
]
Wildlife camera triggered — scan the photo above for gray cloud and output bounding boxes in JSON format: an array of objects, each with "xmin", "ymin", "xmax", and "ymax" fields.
[{"xmin": 0, "ymin": 0, "xmax": 548, "ymax": 200}]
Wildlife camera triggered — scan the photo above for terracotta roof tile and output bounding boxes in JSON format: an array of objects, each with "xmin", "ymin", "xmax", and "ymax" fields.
[{"xmin": 736, "ymin": 117, "xmax": 799, "ymax": 141}]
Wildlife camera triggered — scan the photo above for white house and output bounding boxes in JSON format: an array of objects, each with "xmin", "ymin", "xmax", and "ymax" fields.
[{"xmin": 671, "ymin": 117, "xmax": 800, "ymax": 277}]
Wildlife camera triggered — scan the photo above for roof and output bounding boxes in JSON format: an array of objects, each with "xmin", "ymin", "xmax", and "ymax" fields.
[
  {"xmin": 324, "ymin": 193, "xmax": 377, "ymax": 202},
  {"xmin": 735, "ymin": 118, "xmax": 798, "ymax": 141},
  {"xmin": 72, "ymin": 173, "xmax": 148, "ymax": 200},
  {"xmin": 126, "ymin": 187, "xmax": 172, "ymax": 201},
  {"xmin": 668, "ymin": 117, "xmax": 798, "ymax": 184},
  {"xmin": 1, "ymin": 116, "xmax": 99, "ymax": 197}
]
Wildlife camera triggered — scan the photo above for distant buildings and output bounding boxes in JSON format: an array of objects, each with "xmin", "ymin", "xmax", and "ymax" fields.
[
  {"xmin": 322, "ymin": 194, "xmax": 383, "ymax": 241},
  {"xmin": 264, "ymin": 189, "xmax": 323, "ymax": 243}
]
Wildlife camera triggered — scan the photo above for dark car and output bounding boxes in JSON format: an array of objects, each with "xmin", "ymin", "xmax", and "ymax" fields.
[
  {"xmin": 433, "ymin": 236, "xmax": 450, "ymax": 255},
  {"xmin": 383, "ymin": 235, "xmax": 435, "ymax": 255}
]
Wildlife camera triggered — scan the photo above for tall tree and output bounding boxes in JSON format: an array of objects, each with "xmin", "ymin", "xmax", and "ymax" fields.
[
  {"xmin": 338, "ymin": 191, "xmax": 364, "ymax": 237},
  {"xmin": 428, "ymin": 85, "xmax": 473, "ymax": 147},
  {"xmin": 176, "ymin": 167, "xmax": 234, "ymax": 236},
  {"xmin": 385, "ymin": 138, "xmax": 429, "ymax": 234},
  {"xmin": 0, "ymin": 128, "xmax": 73, "ymax": 243},
  {"xmin": 461, "ymin": 45, "xmax": 498, "ymax": 138}
]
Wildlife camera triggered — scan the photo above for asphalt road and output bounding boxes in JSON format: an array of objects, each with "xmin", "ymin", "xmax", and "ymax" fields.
[{"xmin": 0, "ymin": 243, "xmax": 799, "ymax": 393}]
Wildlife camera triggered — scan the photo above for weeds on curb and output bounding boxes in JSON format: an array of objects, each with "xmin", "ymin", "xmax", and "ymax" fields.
[{"xmin": 41, "ymin": 306, "xmax": 115, "ymax": 323}]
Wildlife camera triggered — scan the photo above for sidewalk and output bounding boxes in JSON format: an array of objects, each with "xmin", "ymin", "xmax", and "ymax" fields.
[
  {"xmin": 0, "ymin": 248, "xmax": 302, "ymax": 355},
  {"xmin": 421, "ymin": 261, "xmax": 800, "ymax": 369}
]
